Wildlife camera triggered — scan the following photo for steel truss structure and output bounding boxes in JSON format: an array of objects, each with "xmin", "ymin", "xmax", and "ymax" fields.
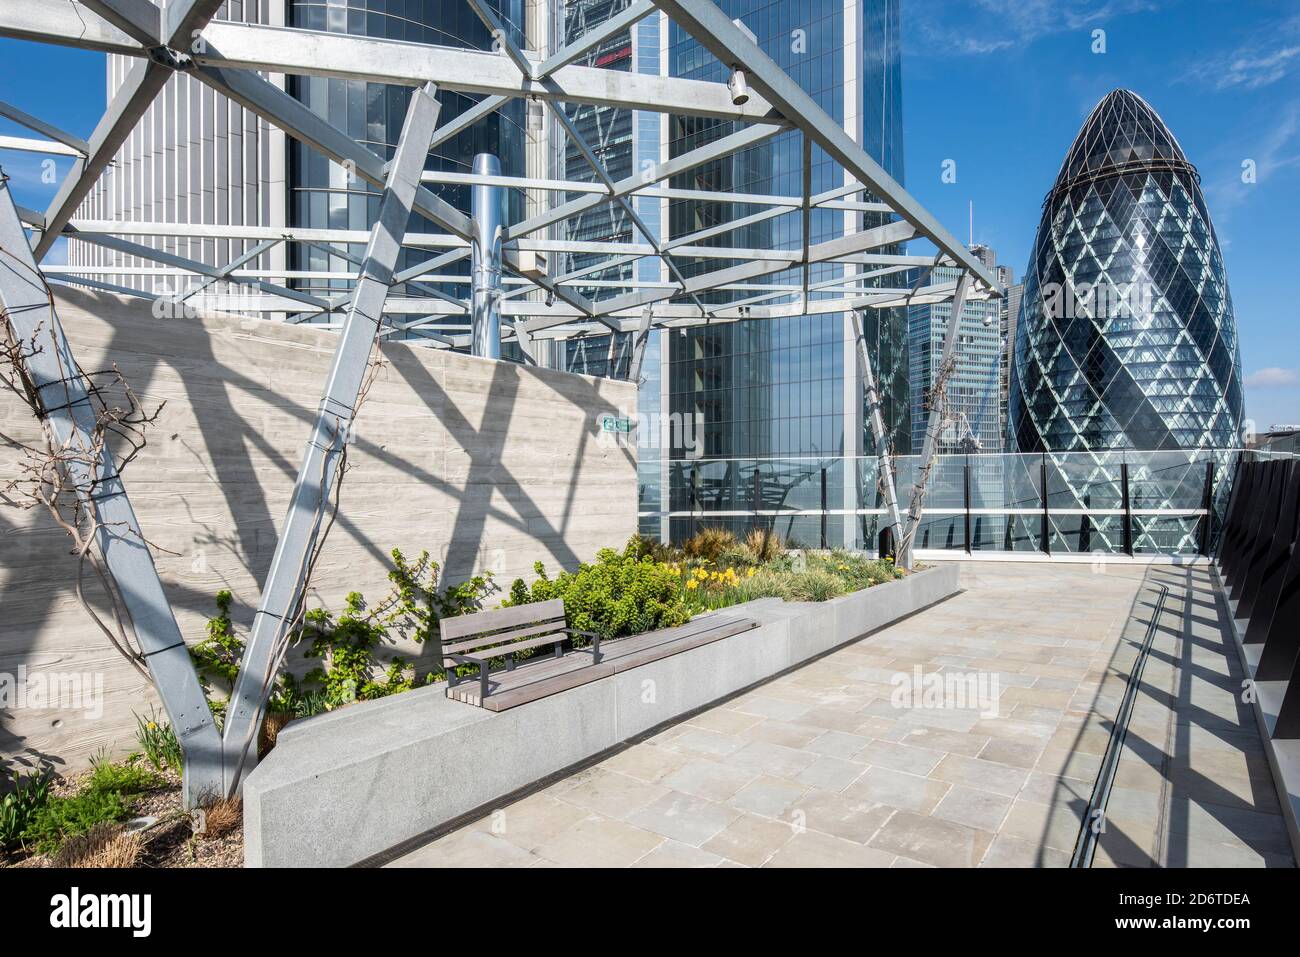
[{"xmin": 0, "ymin": 0, "xmax": 1000, "ymax": 800}]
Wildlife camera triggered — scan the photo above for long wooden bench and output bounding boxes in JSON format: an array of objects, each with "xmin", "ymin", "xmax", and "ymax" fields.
[
  {"xmin": 440, "ymin": 598, "xmax": 601, "ymax": 704},
  {"xmin": 440, "ymin": 602, "xmax": 759, "ymax": 711}
]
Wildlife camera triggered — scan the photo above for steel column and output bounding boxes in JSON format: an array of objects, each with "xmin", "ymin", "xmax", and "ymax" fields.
[
  {"xmin": 220, "ymin": 83, "xmax": 443, "ymax": 793},
  {"xmin": 470, "ymin": 153, "xmax": 504, "ymax": 359},
  {"xmin": 849, "ymin": 311, "xmax": 904, "ymax": 558},
  {"xmin": 901, "ymin": 271, "xmax": 971, "ymax": 568},
  {"xmin": 0, "ymin": 178, "xmax": 223, "ymax": 805}
]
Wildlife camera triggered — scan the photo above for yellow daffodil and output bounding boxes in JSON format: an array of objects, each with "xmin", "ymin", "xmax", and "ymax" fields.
[{"xmin": 686, "ymin": 579, "xmax": 698, "ymax": 590}]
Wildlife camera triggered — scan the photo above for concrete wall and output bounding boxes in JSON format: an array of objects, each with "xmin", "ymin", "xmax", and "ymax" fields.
[{"xmin": 0, "ymin": 286, "xmax": 637, "ymax": 773}]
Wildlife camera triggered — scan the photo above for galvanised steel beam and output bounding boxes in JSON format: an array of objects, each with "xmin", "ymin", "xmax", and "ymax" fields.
[
  {"xmin": 220, "ymin": 83, "xmax": 443, "ymax": 794},
  {"xmin": 628, "ymin": 306, "xmax": 655, "ymax": 383},
  {"xmin": 77, "ymin": 0, "xmax": 160, "ymax": 48},
  {"xmin": 0, "ymin": 99, "xmax": 90, "ymax": 154},
  {"xmin": 649, "ymin": 0, "xmax": 1000, "ymax": 293},
  {"xmin": 0, "ymin": 135, "xmax": 83, "ymax": 157},
  {"xmin": 0, "ymin": 177, "xmax": 223, "ymax": 806},
  {"xmin": 67, "ymin": 229, "xmax": 329, "ymax": 309},
  {"xmin": 505, "ymin": 122, "xmax": 780, "ymax": 243},
  {"xmin": 588, "ymin": 219, "xmax": 916, "ymax": 318},
  {"xmin": 32, "ymin": 0, "xmax": 227, "ymax": 260},
  {"xmin": 0, "ymin": 0, "xmax": 141, "ymax": 53},
  {"xmin": 533, "ymin": 0, "xmax": 655, "ymax": 78},
  {"xmin": 186, "ymin": 53, "xmax": 595, "ymax": 320},
  {"xmin": 851, "ymin": 311, "xmax": 905, "ymax": 555},
  {"xmin": 172, "ymin": 239, "xmax": 279, "ymax": 304},
  {"xmin": 901, "ymin": 270, "xmax": 972, "ymax": 569},
  {"xmin": 187, "ymin": 21, "xmax": 781, "ymax": 122}
]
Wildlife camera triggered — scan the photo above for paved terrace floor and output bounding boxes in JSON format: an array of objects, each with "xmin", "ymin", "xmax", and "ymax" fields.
[{"xmin": 391, "ymin": 562, "xmax": 1294, "ymax": 868}]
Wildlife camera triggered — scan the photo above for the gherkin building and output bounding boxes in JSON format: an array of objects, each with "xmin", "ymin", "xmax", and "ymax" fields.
[{"xmin": 1007, "ymin": 89, "xmax": 1245, "ymax": 455}]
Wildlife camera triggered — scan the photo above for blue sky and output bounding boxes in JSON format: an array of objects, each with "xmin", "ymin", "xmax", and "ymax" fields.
[
  {"xmin": 902, "ymin": 0, "xmax": 1300, "ymax": 433},
  {"xmin": 0, "ymin": 0, "xmax": 1296, "ymax": 430}
]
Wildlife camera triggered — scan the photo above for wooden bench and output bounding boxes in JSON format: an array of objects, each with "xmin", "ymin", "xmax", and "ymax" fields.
[
  {"xmin": 440, "ymin": 599, "xmax": 601, "ymax": 703},
  {"xmin": 441, "ymin": 605, "xmax": 760, "ymax": 710}
]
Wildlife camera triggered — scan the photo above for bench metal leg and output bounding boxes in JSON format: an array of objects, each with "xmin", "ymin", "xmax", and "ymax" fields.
[{"xmin": 479, "ymin": 663, "xmax": 490, "ymax": 701}]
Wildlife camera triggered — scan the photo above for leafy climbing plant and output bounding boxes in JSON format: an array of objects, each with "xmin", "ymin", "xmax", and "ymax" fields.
[{"xmin": 191, "ymin": 548, "xmax": 497, "ymax": 720}]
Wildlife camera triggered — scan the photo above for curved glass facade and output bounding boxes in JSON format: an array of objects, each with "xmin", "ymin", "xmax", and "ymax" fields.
[
  {"xmin": 1007, "ymin": 89, "xmax": 1245, "ymax": 454},
  {"xmin": 287, "ymin": 1, "xmax": 527, "ymax": 303}
]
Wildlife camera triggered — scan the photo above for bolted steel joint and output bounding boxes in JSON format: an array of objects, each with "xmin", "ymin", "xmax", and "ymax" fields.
[{"xmin": 147, "ymin": 46, "xmax": 194, "ymax": 71}]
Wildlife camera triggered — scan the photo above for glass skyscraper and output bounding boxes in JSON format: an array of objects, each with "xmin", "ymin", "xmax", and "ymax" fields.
[
  {"xmin": 1007, "ymin": 89, "xmax": 1245, "ymax": 454},
  {"xmin": 659, "ymin": 0, "xmax": 906, "ymax": 544},
  {"xmin": 287, "ymin": 0, "xmax": 529, "ymax": 306},
  {"xmin": 908, "ymin": 246, "xmax": 1004, "ymax": 456}
]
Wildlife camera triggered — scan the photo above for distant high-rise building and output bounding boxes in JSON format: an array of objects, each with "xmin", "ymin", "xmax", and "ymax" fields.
[
  {"xmin": 661, "ymin": 0, "xmax": 906, "ymax": 546},
  {"xmin": 559, "ymin": 0, "xmax": 662, "ymax": 380},
  {"xmin": 908, "ymin": 245, "xmax": 1005, "ymax": 455},
  {"xmin": 998, "ymin": 268, "xmax": 1023, "ymax": 450},
  {"xmin": 1007, "ymin": 89, "xmax": 1245, "ymax": 453}
]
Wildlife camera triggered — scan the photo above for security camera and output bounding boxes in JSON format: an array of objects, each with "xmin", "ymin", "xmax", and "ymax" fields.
[{"xmin": 728, "ymin": 68, "xmax": 749, "ymax": 106}]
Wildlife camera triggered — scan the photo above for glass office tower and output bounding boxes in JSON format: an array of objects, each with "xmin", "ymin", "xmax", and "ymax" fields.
[
  {"xmin": 661, "ymin": 0, "xmax": 906, "ymax": 544},
  {"xmin": 1006, "ymin": 89, "xmax": 1245, "ymax": 553},
  {"xmin": 287, "ymin": 0, "xmax": 529, "ymax": 310},
  {"xmin": 558, "ymin": 0, "xmax": 663, "ymax": 379},
  {"xmin": 1008, "ymin": 89, "xmax": 1245, "ymax": 454}
]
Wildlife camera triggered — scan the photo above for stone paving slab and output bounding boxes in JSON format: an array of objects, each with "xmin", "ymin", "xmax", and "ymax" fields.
[{"xmin": 391, "ymin": 562, "xmax": 1292, "ymax": 868}]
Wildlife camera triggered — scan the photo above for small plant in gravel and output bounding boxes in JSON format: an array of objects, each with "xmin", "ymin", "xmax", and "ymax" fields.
[
  {"xmin": 20, "ymin": 755, "xmax": 163, "ymax": 858},
  {"xmin": 134, "ymin": 707, "xmax": 183, "ymax": 775},
  {"xmin": 1, "ymin": 765, "xmax": 53, "ymax": 852}
]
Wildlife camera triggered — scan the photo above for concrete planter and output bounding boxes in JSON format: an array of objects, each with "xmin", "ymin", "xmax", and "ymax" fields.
[{"xmin": 243, "ymin": 563, "xmax": 960, "ymax": 867}]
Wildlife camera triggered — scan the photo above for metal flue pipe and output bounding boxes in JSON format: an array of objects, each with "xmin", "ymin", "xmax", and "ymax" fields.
[{"xmin": 470, "ymin": 152, "xmax": 504, "ymax": 358}]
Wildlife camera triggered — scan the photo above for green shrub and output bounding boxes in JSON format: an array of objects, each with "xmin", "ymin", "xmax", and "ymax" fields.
[
  {"xmin": 1, "ymin": 766, "xmax": 53, "ymax": 851},
  {"xmin": 191, "ymin": 549, "xmax": 497, "ymax": 718},
  {"xmin": 134, "ymin": 707, "xmax": 183, "ymax": 775},
  {"xmin": 505, "ymin": 547, "xmax": 692, "ymax": 640}
]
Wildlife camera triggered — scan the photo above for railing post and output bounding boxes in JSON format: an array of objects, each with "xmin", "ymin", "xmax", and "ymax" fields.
[
  {"xmin": 1199, "ymin": 459, "xmax": 1214, "ymax": 557},
  {"xmin": 963, "ymin": 455, "xmax": 972, "ymax": 554},
  {"xmin": 753, "ymin": 464, "xmax": 762, "ymax": 539},
  {"xmin": 1040, "ymin": 452, "xmax": 1051, "ymax": 555},
  {"xmin": 820, "ymin": 467, "xmax": 828, "ymax": 549},
  {"xmin": 1121, "ymin": 462, "xmax": 1134, "ymax": 556}
]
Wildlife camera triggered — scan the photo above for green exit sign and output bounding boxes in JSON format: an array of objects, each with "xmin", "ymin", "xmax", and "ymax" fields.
[{"xmin": 599, "ymin": 414, "xmax": 633, "ymax": 434}]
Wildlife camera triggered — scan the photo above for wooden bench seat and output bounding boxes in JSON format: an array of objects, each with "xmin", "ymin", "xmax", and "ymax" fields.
[
  {"xmin": 440, "ymin": 598, "xmax": 601, "ymax": 704},
  {"xmin": 444, "ymin": 611, "xmax": 759, "ymax": 711}
]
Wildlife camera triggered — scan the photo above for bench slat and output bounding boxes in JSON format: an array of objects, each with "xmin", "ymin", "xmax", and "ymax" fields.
[
  {"xmin": 442, "ymin": 618, "xmax": 570, "ymax": 656},
  {"xmin": 438, "ymin": 598, "xmax": 566, "ymax": 643},
  {"xmin": 446, "ymin": 630, "xmax": 569, "ymax": 661}
]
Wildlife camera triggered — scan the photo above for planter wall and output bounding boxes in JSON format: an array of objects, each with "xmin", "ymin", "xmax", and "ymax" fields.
[{"xmin": 244, "ymin": 563, "xmax": 960, "ymax": 867}]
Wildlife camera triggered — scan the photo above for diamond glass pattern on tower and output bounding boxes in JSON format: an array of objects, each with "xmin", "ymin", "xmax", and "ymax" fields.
[{"xmin": 1007, "ymin": 89, "xmax": 1245, "ymax": 455}]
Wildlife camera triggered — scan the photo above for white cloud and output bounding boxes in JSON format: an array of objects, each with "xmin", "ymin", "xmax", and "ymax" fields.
[
  {"xmin": 1181, "ymin": 18, "xmax": 1300, "ymax": 92},
  {"xmin": 1245, "ymin": 367, "xmax": 1300, "ymax": 388},
  {"xmin": 907, "ymin": 0, "xmax": 1164, "ymax": 57},
  {"xmin": 1204, "ymin": 101, "xmax": 1300, "ymax": 219}
]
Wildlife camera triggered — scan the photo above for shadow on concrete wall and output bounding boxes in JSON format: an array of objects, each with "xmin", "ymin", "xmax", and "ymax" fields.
[{"xmin": 0, "ymin": 286, "xmax": 636, "ymax": 771}]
